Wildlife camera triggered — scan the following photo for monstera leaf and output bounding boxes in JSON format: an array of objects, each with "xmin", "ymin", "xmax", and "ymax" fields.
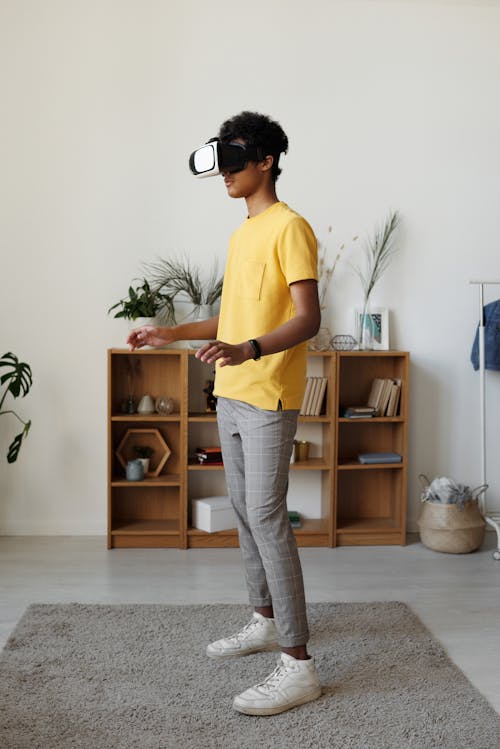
[{"xmin": 0, "ymin": 352, "xmax": 33, "ymax": 463}]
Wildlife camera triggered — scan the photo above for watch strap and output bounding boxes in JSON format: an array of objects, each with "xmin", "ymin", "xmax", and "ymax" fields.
[{"xmin": 248, "ymin": 339, "xmax": 262, "ymax": 360}]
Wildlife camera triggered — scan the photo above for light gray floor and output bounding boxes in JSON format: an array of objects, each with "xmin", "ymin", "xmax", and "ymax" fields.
[{"xmin": 1, "ymin": 533, "xmax": 499, "ymax": 714}]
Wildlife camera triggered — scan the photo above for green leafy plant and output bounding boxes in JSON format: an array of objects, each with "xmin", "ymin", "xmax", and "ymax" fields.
[
  {"xmin": 108, "ymin": 279, "xmax": 170, "ymax": 321},
  {"xmin": 134, "ymin": 445, "xmax": 155, "ymax": 459},
  {"xmin": 143, "ymin": 256, "xmax": 224, "ymax": 310},
  {"xmin": 0, "ymin": 352, "xmax": 33, "ymax": 463}
]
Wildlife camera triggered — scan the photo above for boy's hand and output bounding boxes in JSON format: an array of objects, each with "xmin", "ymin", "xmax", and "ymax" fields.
[
  {"xmin": 195, "ymin": 340, "xmax": 253, "ymax": 366},
  {"xmin": 127, "ymin": 326, "xmax": 175, "ymax": 350}
]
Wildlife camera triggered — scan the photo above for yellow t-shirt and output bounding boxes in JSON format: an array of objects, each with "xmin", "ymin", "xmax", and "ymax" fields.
[{"xmin": 214, "ymin": 201, "xmax": 318, "ymax": 410}]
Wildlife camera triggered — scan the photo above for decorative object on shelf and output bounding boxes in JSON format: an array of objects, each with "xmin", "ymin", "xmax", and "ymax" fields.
[
  {"xmin": 417, "ymin": 474, "xmax": 487, "ymax": 554},
  {"xmin": 137, "ymin": 394, "xmax": 155, "ymax": 415},
  {"xmin": 203, "ymin": 380, "xmax": 217, "ymax": 412},
  {"xmin": 142, "ymin": 255, "xmax": 223, "ymax": 326},
  {"xmin": 352, "ymin": 211, "xmax": 400, "ymax": 350},
  {"xmin": 134, "ymin": 445, "xmax": 155, "ymax": 474},
  {"xmin": 294, "ymin": 440, "xmax": 310, "ymax": 462},
  {"xmin": 354, "ymin": 307, "xmax": 389, "ymax": 351},
  {"xmin": 155, "ymin": 396, "xmax": 175, "ymax": 415},
  {"xmin": 122, "ymin": 359, "xmax": 140, "ymax": 414},
  {"xmin": 108, "ymin": 279, "xmax": 168, "ymax": 326},
  {"xmin": 116, "ymin": 428, "xmax": 171, "ymax": 478},
  {"xmin": 126, "ymin": 459, "xmax": 144, "ymax": 481},
  {"xmin": 0, "ymin": 351, "xmax": 33, "ymax": 463},
  {"xmin": 331, "ymin": 334, "xmax": 356, "ymax": 351},
  {"xmin": 288, "ymin": 510, "xmax": 301, "ymax": 528},
  {"xmin": 308, "ymin": 327, "xmax": 332, "ymax": 352}
]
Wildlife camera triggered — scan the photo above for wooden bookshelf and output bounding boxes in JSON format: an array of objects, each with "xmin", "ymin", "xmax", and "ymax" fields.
[{"xmin": 108, "ymin": 349, "xmax": 408, "ymax": 548}]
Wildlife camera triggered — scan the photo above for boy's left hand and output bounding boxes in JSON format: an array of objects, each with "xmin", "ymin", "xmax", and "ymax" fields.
[{"xmin": 195, "ymin": 340, "xmax": 253, "ymax": 366}]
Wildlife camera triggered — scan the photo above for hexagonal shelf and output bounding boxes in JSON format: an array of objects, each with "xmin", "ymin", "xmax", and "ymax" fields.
[{"xmin": 116, "ymin": 428, "xmax": 171, "ymax": 478}]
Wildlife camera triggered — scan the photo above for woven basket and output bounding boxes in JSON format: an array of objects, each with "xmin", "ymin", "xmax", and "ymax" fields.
[{"xmin": 418, "ymin": 500, "xmax": 486, "ymax": 554}]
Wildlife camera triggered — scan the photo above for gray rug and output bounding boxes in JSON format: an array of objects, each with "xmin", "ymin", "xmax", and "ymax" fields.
[{"xmin": 1, "ymin": 603, "xmax": 499, "ymax": 749}]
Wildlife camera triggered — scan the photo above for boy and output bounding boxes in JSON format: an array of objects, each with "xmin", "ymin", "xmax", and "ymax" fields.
[{"xmin": 128, "ymin": 111, "xmax": 321, "ymax": 715}]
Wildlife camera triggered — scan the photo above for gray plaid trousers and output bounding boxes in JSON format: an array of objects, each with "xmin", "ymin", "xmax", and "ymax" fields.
[{"xmin": 216, "ymin": 396, "xmax": 309, "ymax": 647}]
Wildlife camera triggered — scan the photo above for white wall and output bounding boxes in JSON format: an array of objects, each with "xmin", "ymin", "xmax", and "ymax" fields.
[{"xmin": 1, "ymin": 0, "xmax": 500, "ymax": 534}]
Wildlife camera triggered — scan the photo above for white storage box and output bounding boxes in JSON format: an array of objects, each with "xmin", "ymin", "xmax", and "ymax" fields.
[{"xmin": 191, "ymin": 496, "xmax": 237, "ymax": 533}]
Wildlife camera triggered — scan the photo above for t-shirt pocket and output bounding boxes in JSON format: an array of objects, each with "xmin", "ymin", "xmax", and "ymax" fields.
[{"xmin": 238, "ymin": 261, "xmax": 265, "ymax": 300}]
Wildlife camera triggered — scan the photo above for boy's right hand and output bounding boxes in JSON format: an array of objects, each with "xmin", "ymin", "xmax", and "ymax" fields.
[{"xmin": 127, "ymin": 326, "xmax": 175, "ymax": 350}]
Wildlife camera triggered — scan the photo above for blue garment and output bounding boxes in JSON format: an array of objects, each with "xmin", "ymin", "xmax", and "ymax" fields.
[{"xmin": 470, "ymin": 299, "xmax": 500, "ymax": 371}]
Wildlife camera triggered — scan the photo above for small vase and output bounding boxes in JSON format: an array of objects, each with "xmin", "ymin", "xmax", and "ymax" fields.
[
  {"xmin": 358, "ymin": 300, "xmax": 375, "ymax": 350},
  {"xmin": 137, "ymin": 458, "xmax": 150, "ymax": 475},
  {"xmin": 126, "ymin": 459, "xmax": 144, "ymax": 481},
  {"xmin": 138, "ymin": 394, "xmax": 155, "ymax": 414},
  {"xmin": 155, "ymin": 396, "xmax": 175, "ymax": 415}
]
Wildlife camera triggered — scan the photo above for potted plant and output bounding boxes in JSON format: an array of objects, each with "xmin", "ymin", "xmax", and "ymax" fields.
[
  {"xmin": 0, "ymin": 352, "xmax": 33, "ymax": 463},
  {"xmin": 108, "ymin": 279, "xmax": 170, "ymax": 329},
  {"xmin": 143, "ymin": 256, "xmax": 223, "ymax": 325},
  {"xmin": 134, "ymin": 444, "xmax": 155, "ymax": 474}
]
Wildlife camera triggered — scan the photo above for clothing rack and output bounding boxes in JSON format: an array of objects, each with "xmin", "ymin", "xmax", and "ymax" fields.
[{"xmin": 470, "ymin": 280, "xmax": 500, "ymax": 560}]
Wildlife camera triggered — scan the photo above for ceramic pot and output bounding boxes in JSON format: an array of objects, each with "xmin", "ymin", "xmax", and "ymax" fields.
[
  {"xmin": 126, "ymin": 460, "xmax": 144, "ymax": 481},
  {"xmin": 138, "ymin": 394, "xmax": 155, "ymax": 414}
]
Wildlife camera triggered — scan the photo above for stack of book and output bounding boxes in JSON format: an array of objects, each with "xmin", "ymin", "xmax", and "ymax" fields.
[
  {"xmin": 195, "ymin": 446, "xmax": 223, "ymax": 465},
  {"xmin": 343, "ymin": 406, "xmax": 377, "ymax": 419},
  {"xmin": 367, "ymin": 378, "xmax": 402, "ymax": 417},
  {"xmin": 300, "ymin": 376, "xmax": 328, "ymax": 416}
]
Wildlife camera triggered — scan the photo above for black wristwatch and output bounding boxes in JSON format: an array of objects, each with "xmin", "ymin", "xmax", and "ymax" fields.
[{"xmin": 248, "ymin": 339, "xmax": 262, "ymax": 361}]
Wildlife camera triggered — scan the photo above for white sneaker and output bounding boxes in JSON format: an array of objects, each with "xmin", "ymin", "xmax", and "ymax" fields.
[
  {"xmin": 206, "ymin": 612, "xmax": 279, "ymax": 659},
  {"xmin": 233, "ymin": 652, "xmax": 322, "ymax": 715}
]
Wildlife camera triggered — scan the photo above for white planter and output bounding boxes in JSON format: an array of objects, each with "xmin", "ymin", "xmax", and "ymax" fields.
[
  {"xmin": 172, "ymin": 302, "xmax": 214, "ymax": 348},
  {"xmin": 129, "ymin": 316, "xmax": 158, "ymax": 331},
  {"xmin": 137, "ymin": 458, "xmax": 150, "ymax": 475}
]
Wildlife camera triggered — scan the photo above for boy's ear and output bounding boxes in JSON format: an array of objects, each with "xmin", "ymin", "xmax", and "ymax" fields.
[{"xmin": 259, "ymin": 154, "xmax": 274, "ymax": 173}]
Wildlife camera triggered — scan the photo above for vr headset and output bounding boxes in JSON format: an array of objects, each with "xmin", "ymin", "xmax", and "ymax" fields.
[{"xmin": 189, "ymin": 138, "xmax": 265, "ymax": 178}]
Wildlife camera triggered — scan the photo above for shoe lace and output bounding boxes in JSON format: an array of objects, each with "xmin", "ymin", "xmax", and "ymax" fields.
[
  {"xmin": 256, "ymin": 662, "xmax": 290, "ymax": 693},
  {"xmin": 231, "ymin": 617, "xmax": 261, "ymax": 642}
]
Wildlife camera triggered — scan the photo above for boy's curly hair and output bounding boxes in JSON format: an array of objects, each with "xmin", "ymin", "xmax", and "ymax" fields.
[{"xmin": 218, "ymin": 111, "xmax": 289, "ymax": 182}]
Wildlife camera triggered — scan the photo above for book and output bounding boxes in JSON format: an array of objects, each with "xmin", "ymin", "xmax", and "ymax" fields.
[
  {"xmin": 386, "ymin": 380, "xmax": 401, "ymax": 417},
  {"xmin": 343, "ymin": 406, "xmax": 377, "ymax": 418},
  {"xmin": 300, "ymin": 377, "xmax": 314, "ymax": 415},
  {"xmin": 378, "ymin": 378, "xmax": 393, "ymax": 416},
  {"xmin": 358, "ymin": 452, "xmax": 402, "ymax": 464},
  {"xmin": 303, "ymin": 377, "xmax": 317, "ymax": 415},
  {"xmin": 367, "ymin": 378, "xmax": 384, "ymax": 411},
  {"xmin": 312, "ymin": 377, "xmax": 328, "ymax": 416},
  {"xmin": 288, "ymin": 510, "xmax": 302, "ymax": 528},
  {"xmin": 307, "ymin": 377, "xmax": 321, "ymax": 415},
  {"xmin": 195, "ymin": 446, "xmax": 223, "ymax": 464}
]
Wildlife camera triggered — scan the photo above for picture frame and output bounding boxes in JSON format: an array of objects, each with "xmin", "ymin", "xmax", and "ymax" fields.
[{"xmin": 354, "ymin": 307, "xmax": 389, "ymax": 350}]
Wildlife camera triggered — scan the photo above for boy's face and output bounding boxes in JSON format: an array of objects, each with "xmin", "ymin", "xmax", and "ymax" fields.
[{"xmin": 221, "ymin": 139, "xmax": 273, "ymax": 199}]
